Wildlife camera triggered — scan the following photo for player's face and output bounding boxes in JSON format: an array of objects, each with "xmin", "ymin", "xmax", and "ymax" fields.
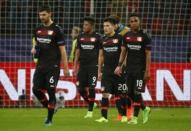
[
  {"xmin": 129, "ymin": 16, "xmax": 140, "ymax": 31},
  {"xmin": 39, "ymin": 11, "xmax": 51, "ymax": 24},
  {"xmin": 103, "ymin": 22, "xmax": 115, "ymax": 35},
  {"xmin": 71, "ymin": 29, "xmax": 79, "ymax": 39},
  {"xmin": 83, "ymin": 21, "xmax": 93, "ymax": 33}
]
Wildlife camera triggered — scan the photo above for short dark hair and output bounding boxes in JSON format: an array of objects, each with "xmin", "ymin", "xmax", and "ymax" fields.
[
  {"xmin": 104, "ymin": 17, "xmax": 116, "ymax": 25},
  {"xmin": 108, "ymin": 15, "xmax": 120, "ymax": 24},
  {"xmin": 128, "ymin": 13, "xmax": 140, "ymax": 19},
  {"xmin": 83, "ymin": 16, "xmax": 95, "ymax": 25},
  {"xmin": 38, "ymin": 5, "xmax": 51, "ymax": 13}
]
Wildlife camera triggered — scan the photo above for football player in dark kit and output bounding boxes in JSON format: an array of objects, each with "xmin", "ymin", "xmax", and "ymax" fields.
[
  {"xmin": 31, "ymin": 5, "xmax": 69, "ymax": 126},
  {"xmin": 73, "ymin": 16, "xmax": 102, "ymax": 118},
  {"xmin": 115, "ymin": 13, "xmax": 151, "ymax": 124},
  {"xmin": 95, "ymin": 17, "xmax": 128, "ymax": 123}
]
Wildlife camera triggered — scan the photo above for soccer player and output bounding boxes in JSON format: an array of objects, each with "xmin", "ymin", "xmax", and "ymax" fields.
[
  {"xmin": 95, "ymin": 17, "xmax": 128, "ymax": 123},
  {"xmin": 115, "ymin": 13, "xmax": 151, "ymax": 124},
  {"xmin": 109, "ymin": 15, "xmax": 133, "ymax": 121},
  {"xmin": 73, "ymin": 16, "xmax": 102, "ymax": 118},
  {"xmin": 31, "ymin": 5, "xmax": 69, "ymax": 126},
  {"xmin": 69, "ymin": 26, "xmax": 81, "ymax": 63}
]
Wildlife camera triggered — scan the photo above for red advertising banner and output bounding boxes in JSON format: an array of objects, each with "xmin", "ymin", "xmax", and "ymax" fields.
[{"xmin": 0, "ymin": 62, "xmax": 191, "ymax": 107}]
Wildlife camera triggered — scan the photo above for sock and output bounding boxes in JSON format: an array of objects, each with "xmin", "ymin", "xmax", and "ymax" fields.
[
  {"xmin": 88, "ymin": 87, "xmax": 95, "ymax": 111},
  {"xmin": 33, "ymin": 88, "xmax": 48, "ymax": 108},
  {"xmin": 120, "ymin": 95, "xmax": 127, "ymax": 116},
  {"xmin": 115, "ymin": 95, "xmax": 123, "ymax": 116},
  {"xmin": 46, "ymin": 88, "xmax": 56, "ymax": 122},
  {"xmin": 47, "ymin": 103, "xmax": 55, "ymax": 122},
  {"xmin": 78, "ymin": 88, "xmax": 89, "ymax": 103},
  {"xmin": 101, "ymin": 97, "xmax": 109, "ymax": 119},
  {"xmin": 133, "ymin": 94, "xmax": 142, "ymax": 117},
  {"xmin": 141, "ymin": 101, "xmax": 146, "ymax": 110}
]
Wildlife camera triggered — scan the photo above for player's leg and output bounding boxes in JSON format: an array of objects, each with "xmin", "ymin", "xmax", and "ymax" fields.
[
  {"xmin": 44, "ymin": 67, "xmax": 60, "ymax": 125},
  {"xmin": 95, "ymin": 76, "xmax": 111, "ymax": 122},
  {"xmin": 126, "ymin": 73, "xmax": 139, "ymax": 124},
  {"xmin": 115, "ymin": 74, "xmax": 131, "ymax": 122},
  {"xmin": 32, "ymin": 68, "xmax": 48, "ymax": 108},
  {"xmin": 77, "ymin": 68, "xmax": 89, "ymax": 104},
  {"xmin": 87, "ymin": 67, "xmax": 97, "ymax": 113}
]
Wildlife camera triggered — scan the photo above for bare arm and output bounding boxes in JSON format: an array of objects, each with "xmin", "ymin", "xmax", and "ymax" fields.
[
  {"xmin": 98, "ymin": 49, "xmax": 104, "ymax": 80},
  {"xmin": 73, "ymin": 48, "xmax": 80, "ymax": 76},
  {"xmin": 114, "ymin": 46, "xmax": 127, "ymax": 76},
  {"xmin": 144, "ymin": 49, "xmax": 151, "ymax": 81},
  {"xmin": 59, "ymin": 46, "xmax": 69, "ymax": 76}
]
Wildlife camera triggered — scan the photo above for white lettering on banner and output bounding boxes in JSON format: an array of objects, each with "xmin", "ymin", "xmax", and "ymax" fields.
[
  {"xmin": 57, "ymin": 69, "xmax": 76, "ymax": 100},
  {"xmin": 156, "ymin": 70, "xmax": 191, "ymax": 101},
  {"xmin": 142, "ymin": 85, "xmax": 152, "ymax": 101},
  {"xmin": 0, "ymin": 69, "xmax": 191, "ymax": 101},
  {"xmin": 0, "ymin": 69, "xmax": 26, "ymax": 100},
  {"xmin": 18, "ymin": 69, "xmax": 26, "ymax": 96}
]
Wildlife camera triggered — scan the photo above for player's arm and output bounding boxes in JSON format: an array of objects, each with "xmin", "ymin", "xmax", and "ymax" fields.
[
  {"xmin": 59, "ymin": 46, "xmax": 69, "ymax": 76},
  {"xmin": 98, "ymin": 49, "xmax": 104, "ymax": 80},
  {"xmin": 144, "ymin": 32, "xmax": 152, "ymax": 81},
  {"xmin": 31, "ymin": 32, "xmax": 39, "ymax": 63},
  {"xmin": 114, "ymin": 46, "xmax": 127, "ymax": 76},
  {"xmin": 31, "ymin": 36, "xmax": 36, "ymax": 54},
  {"xmin": 56, "ymin": 26, "xmax": 69, "ymax": 76},
  {"xmin": 73, "ymin": 48, "xmax": 80, "ymax": 76},
  {"xmin": 144, "ymin": 49, "xmax": 151, "ymax": 81}
]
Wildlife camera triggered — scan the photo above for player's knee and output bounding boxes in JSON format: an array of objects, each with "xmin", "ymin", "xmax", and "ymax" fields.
[{"xmin": 32, "ymin": 87, "xmax": 39, "ymax": 95}]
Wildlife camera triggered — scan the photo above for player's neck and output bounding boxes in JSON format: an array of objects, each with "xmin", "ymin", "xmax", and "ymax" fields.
[
  {"xmin": 86, "ymin": 30, "xmax": 93, "ymax": 34},
  {"xmin": 131, "ymin": 28, "xmax": 140, "ymax": 33},
  {"xmin": 43, "ymin": 19, "xmax": 53, "ymax": 27},
  {"xmin": 107, "ymin": 31, "xmax": 115, "ymax": 37}
]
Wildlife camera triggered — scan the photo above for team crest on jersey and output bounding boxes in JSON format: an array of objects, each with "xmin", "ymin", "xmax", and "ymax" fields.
[
  {"xmin": 80, "ymin": 38, "xmax": 85, "ymax": 41},
  {"xmin": 113, "ymin": 39, "xmax": 118, "ymax": 44},
  {"xmin": 90, "ymin": 37, "xmax": 96, "ymax": 42},
  {"xmin": 137, "ymin": 37, "xmax": 142, "ymax": 42},
  {"xmin": 126, "ymin": 37, "xmax": 130, "ymax": 40},
  {"xmin": 48, "ymin": 30, "xmax": 54, "ymax": 35},
  {"xmin": 37, "ymin": 30, "xmax": 42, "ymax": 34}
]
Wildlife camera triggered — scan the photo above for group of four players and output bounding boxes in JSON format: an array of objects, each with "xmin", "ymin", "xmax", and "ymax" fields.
[{"xmin": 31, "ymin": 5, "xmax": 151, "ymax": 126}]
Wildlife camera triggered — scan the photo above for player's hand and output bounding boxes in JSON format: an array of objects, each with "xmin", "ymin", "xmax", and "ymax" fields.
[
  {"xmin": 144, "ymin": 70, "xmax": 150, "ymax": 82},
  {"xmin": 114, "ymin": 66, "xmax": 122, "ymax": 76},
  {"xmin": 73, "ymin": 67, "xmax": 78, "ymax": 77},
  {"xmin": 31, "ymin": 48, "xmax": 36, "ymax": 55},
  {"xmin": 98, "ymin": 72, "xmax": 102, "ymax": 81}
]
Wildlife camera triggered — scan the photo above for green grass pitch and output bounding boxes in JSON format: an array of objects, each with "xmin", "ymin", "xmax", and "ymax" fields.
[{"xmin": 0, "ymin": 108, "xmax": 191, "ymax": 131}]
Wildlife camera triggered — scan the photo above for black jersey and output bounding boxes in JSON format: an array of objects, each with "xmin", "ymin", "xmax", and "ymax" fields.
[
  {"xmin": 101, "ymin": 33, "xmax": 123, "ymax": 73},
  {"xmin": 33, "ymin": 23, "xmax": 65, "ymax": 68},
  {"xmin": 123, "ymin": 30, "xmax": 151, "ymax": 72},
  {"xmin": 77, "ymin": 32, "xmax": 102, "ymax": 66}
]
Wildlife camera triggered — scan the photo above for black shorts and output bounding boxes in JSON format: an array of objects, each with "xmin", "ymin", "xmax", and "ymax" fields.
[
  {"xmin": 33, "ymin": 66, "xmax": 60, "ymax": 90},
  {"xmin": 101, "ymin": 73, "xmax": 128, "ymax": 95},
  {"xmin": 126, "ymin": 71, "xmax": 145, "ymax": 95},
  {"xmin": 77, "ymin": 66, "xmax": 98, "ymax": 88}
]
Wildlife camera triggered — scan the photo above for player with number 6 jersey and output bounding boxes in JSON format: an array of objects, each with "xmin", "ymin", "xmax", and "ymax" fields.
[{"xmin": 31, "ymin": 5, "xmax": 69, "ymax": 126}]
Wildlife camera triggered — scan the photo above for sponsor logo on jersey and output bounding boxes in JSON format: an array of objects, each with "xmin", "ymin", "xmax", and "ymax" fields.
[
  {"xmin": 81, "ymin": 44, "xmax": 95, "ymax": 50},
  {"xmin": 37, "ymin": 37, "xmax": 51, "ymax": 44}
]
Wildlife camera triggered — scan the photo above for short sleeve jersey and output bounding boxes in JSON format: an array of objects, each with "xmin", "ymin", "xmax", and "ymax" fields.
[
  {"xmin": 77, "ymin": 32, "xmax": 102, "ymax": 66},
  {"xmin": 123, "ymin": 30, "xmax": 151, "ymax": 72},
  {"xmin": 101, "ymin": 33, "xmax": 123, "ymax": 73},
  {"xmin": 33, "ymin": 23, "xmax": 66, "ymax": 68}
]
